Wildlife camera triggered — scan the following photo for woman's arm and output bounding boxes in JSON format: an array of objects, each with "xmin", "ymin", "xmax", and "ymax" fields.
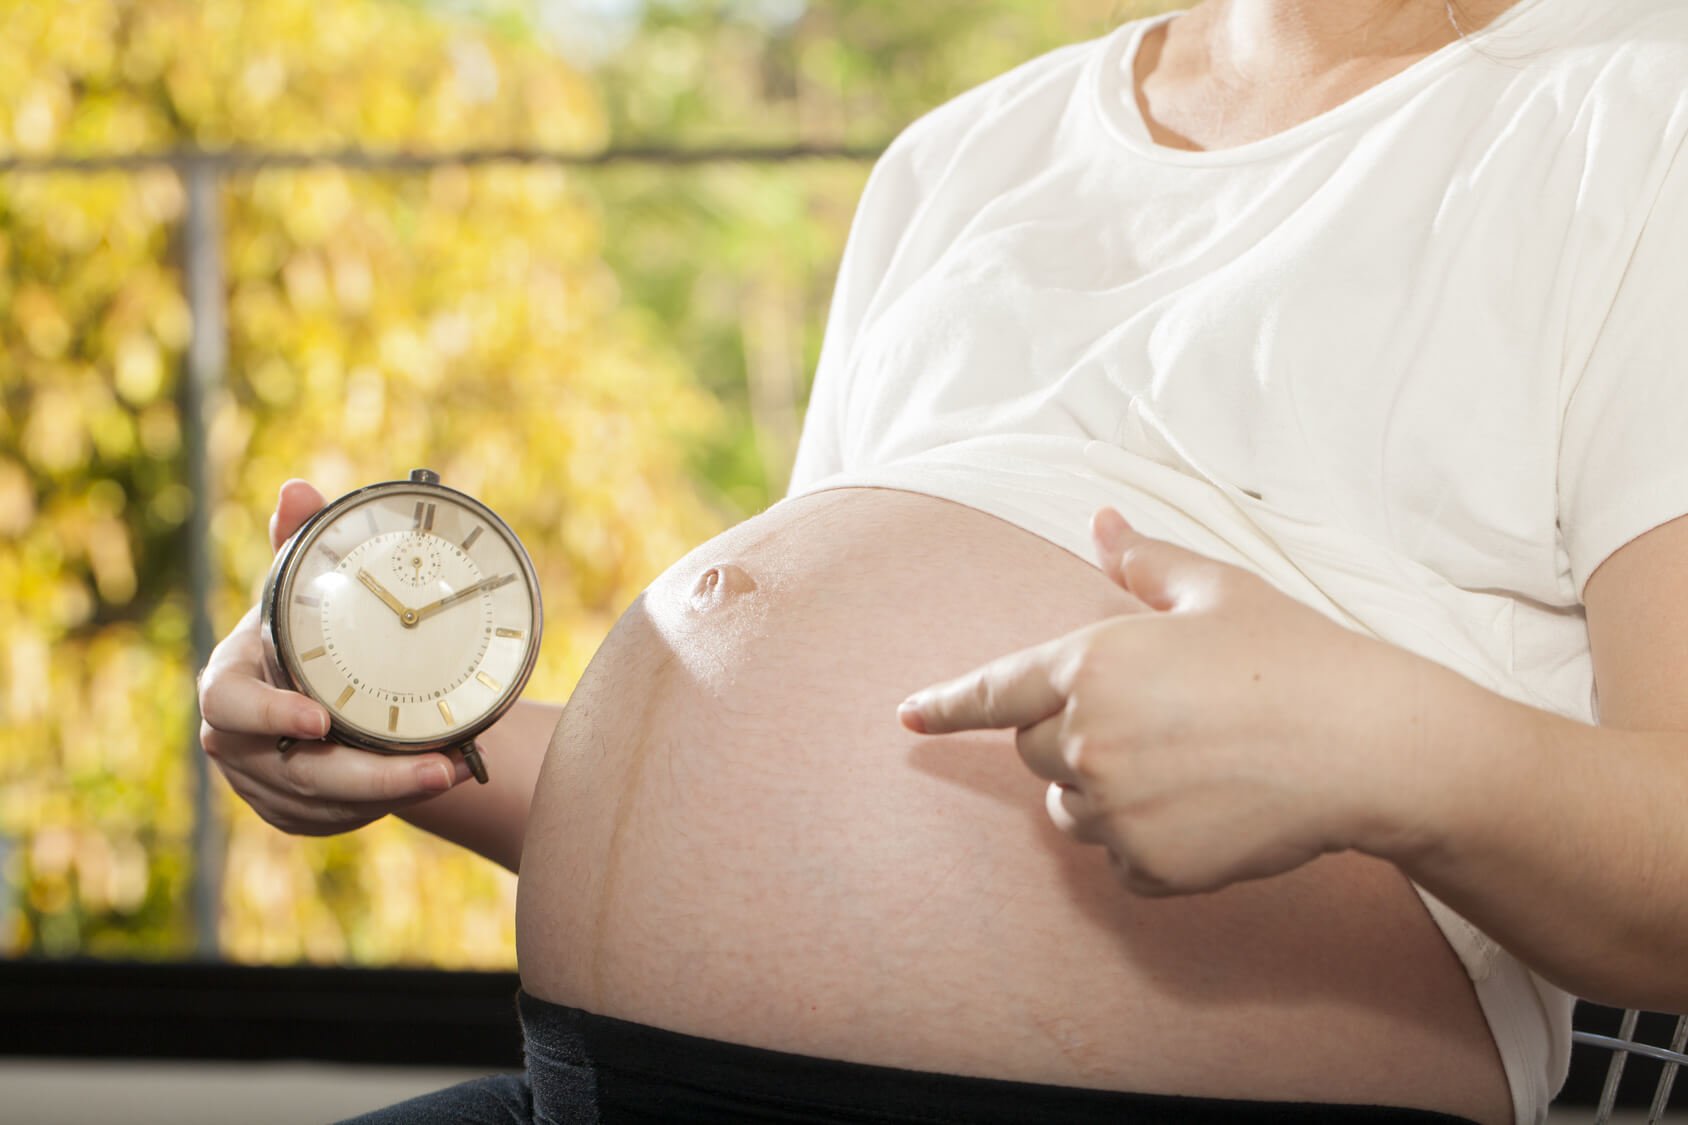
[
  {"xmin": 397, "ymin": 697, "xmax": 564, "ymax": 874},
  {"xmin": 898, "ymin": 506, "xmax": 1688, "ymax": 1016},
  {"xmin": 1387, "ymin": 687, "xmax": 1688, "ymax": 1013},
  {"xmin": 1382, "ymin": 512, "xmax": 1688, "ymax": 1015}
]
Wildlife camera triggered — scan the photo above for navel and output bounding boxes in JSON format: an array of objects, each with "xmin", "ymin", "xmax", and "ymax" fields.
[{"xmin": 688, "ymin": 562, "xmax": 757, "ymax": 610}]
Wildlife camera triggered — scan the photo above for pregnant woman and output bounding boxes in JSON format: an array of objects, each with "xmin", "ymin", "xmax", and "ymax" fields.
[{"xmin": 196, "ymin": 0, "xmax": 1688, "ymax": 1122}]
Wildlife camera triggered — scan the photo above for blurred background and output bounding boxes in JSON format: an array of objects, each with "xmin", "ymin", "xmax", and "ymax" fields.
[
  {"xmin": 0, "ymin": 0, "xmax": 1150, "ymax": 973},
  {"xmin": 1, "ymin": 0, "xmax": 1681, "ymax": 1120}
]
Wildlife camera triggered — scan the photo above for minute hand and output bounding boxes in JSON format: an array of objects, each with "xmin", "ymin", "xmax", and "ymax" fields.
[{"xmin": 412, "ymin": 572, "xmax": 517, "ymax": 623}]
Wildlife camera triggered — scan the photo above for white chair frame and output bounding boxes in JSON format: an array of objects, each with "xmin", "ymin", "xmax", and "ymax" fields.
[{"xmin": 1571, "ymin": 1010, "xmax": 1688, "ymax": 1122}]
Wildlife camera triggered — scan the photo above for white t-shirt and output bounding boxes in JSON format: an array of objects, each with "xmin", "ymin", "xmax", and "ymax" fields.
[{"xmin": 783, "ymin": 0, "xmax": 1688, "ymax": 1121}]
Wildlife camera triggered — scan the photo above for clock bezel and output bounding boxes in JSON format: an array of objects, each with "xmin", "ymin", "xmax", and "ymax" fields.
[{"xmin": 259, "ymin": 475, "xmax": 545, "ymax": 756}]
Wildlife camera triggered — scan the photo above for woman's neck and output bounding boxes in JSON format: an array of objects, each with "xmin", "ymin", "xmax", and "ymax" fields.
[{"xmin": 1177, "ymin": 0, "xmax": 1522, "ymax": 81}]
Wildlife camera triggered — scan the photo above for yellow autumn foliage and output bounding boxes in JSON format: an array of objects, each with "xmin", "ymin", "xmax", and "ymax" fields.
[
  {"xmin": 0, "ymin": 0, "xmax": 1170, "ymax": 969},
  {"xmin": 0, "ymin": 0, "xmax": 734, "ymax": 967}
]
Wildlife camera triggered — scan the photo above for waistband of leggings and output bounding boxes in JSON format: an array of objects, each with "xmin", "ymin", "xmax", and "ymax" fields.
[{"xmin": 515, "ymin": 990, "xmax": 1480, "ymax": 1125}]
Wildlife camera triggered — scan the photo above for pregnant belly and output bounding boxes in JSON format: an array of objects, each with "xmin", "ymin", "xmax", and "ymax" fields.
[{"xmin": 515, "ymin": 486, "xmax": 1511, "ymax": 1125}]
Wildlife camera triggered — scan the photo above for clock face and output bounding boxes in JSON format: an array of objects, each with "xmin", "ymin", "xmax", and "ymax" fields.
[{"xmin": 275, "ymin": 484, "xmax": 540, "ymax": 749}]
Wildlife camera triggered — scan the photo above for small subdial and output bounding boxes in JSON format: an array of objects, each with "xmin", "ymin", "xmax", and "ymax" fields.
[{"xmin": 389, "ymin": 532, "xmax": 445, "ymax": 589}]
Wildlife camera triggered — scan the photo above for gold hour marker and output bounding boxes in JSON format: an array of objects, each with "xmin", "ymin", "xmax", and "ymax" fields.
[
  {"xmin": 437, "ymin": 699, "xmax": 455, "ymax": 725},
  {"xmin": 299, "ymin": 646, "xmax": 327, "ymax": 661},
  {"xmin": 476, "ymin": 671, "xmax": 502, "ymax": 692},
  {"xmin": 495, "ymin": 627, "xmax": 524, "ymax": 638},
  {"xmin": 388, "ymin": 705, "xmax": 399, "ymax": 732},
  {"xmin": 461, "ymin": 526, "xmax": 483, "ymax": 552},
  {"xmin": 320, "ymin": 545, "xmax": 342, "ymax": 564},
  {"xmin": 335, "ymin": 685, "xmax": 355, "ymax": 709},
  {"xmin": 295, "ymin": 593, "xmax": 321, "ymax": 607},
  {"xmin": 366, "ymin": 509, "xmax": 380, "ymax": 537},
  {"xmin": 413, "ymin": 501, "xmax": 436, "ymax": 532}
]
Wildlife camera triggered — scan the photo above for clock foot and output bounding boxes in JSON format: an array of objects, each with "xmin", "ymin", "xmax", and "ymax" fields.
[{"xmin": 461, "ymin": 741, "xmax": 489, "ymax": 785}]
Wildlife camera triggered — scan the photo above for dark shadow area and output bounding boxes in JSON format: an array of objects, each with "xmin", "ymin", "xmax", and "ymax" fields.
[
  {"xmin": 0, "ymin": 960, "xmax": 1676, "ymax": 1109},
  {"xmin": 0, "ymin": 960, "xmax": 522, "ymax": 1068}
]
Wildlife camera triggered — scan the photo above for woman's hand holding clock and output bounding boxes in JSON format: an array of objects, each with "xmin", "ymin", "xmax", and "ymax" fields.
[{"xmin": 196, "ymin": 480, "xmax": 474, "ymax": 837}]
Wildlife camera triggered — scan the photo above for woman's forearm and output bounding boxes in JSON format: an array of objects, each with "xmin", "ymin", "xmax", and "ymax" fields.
[
  {"xmin": 396, "ymin": 698, "xmax": 565, "ymax": 873},
  {"xmin": 1374, "ymin": 667, "xmax": 1688, "ymax": 1013}
]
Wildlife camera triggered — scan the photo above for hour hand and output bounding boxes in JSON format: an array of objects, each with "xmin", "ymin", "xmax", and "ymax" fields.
[{"xmin": 357, "ymin": 568, "xmax": 413, "ymax": 622}]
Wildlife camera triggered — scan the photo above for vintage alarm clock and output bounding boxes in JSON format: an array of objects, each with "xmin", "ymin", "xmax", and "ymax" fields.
[{"xmin": 260, "ymin": 468, "xmax": 543, "ymax": 784}]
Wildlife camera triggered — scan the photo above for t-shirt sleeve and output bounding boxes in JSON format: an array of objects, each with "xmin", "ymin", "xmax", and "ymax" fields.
[
  {"xmin": 1558, "ymin": 135, "xmax": 1688, "ymax": 605},
  {"xmin": 783, "ymin": 127, "xmax": 931, "ymax": 499},
  {"xmin": 782, "ymin": 37, "xmax": 1101, "ymax": 499}
]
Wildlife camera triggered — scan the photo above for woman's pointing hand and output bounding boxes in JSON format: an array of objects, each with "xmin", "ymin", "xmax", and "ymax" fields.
[{"xmin": 896, "ymin": 507, "xmax": 1459, "ymax": 896}]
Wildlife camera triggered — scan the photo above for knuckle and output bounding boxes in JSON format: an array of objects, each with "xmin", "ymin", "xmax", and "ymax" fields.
[
  {"xmin": 1066, "ymin": 804, "xmax": 1106, "ymax": 845},
  {"xmin": 967, "ymin": 675, "xmax": 1000, "ymax": 725},
  {"xmin": 196, "ymin": 669, "xmax": 223, "ymax": 724},
  {"xmin": 1112, "ymin": 821, "xmax": 1149, "ymax": 866},
  {"xmin": 1116, "ymin": 828, "xmax": 1177, "ymax": 890},
  {"xmin": 1105, "ymin": 848, "xmax": 1168, "ymax": 896},
  {"xmin": 1127, "ymin": 869, "xmax": 1175, "ymax": 897},
  {"xmin": 375, "ymin": 764, "xmax": 418, "ymax": 803},
  {"xmin": 1063, "ymin": 733, "xmax": 1094, "ymax": 779},
  {"xmin": 1067, "ymin": 639, "xmax": 1101, "ymax": 683},
  {"xmin": 1067, "ymin": 644, "xmax": 1113, "ymax": 699},
  {"xmin": 261, "ymin": 692, "xmax": 292, "ymax": 735},
  {"xmin": 254, "ymin": 804, "xmax": 296, "ymax": 834},
  {"xmin": 1095, "ymin": 748, "xmax": 1133, "ymax": 795},
  {"xmin": 279, "ymin": 755, "xmax": 320, "ymax": 800},
  {"xmin": 319, "ymin": 802, "xmax": 365, "ymax": 831}
]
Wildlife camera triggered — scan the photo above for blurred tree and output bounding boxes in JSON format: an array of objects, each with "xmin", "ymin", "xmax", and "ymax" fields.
[
  {"xmin": 0, "ymin": 0, "xmax": 730, "ymax": 967},
  {"xmin": 0, "ymin": 0, "xmax": 1182, "ymax": 966},
  {"xmin": 554, "ymin": 0, "xmax": 1175, "ymax": 503}
]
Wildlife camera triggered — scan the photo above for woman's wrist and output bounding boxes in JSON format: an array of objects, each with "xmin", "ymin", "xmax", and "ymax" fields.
[
  {"xmin": 1349, "ymin": 653, "xmax": 1538, "ymax": 868},
  {"xmin": 396, "ymin": 697, "xmax": 564, "ymax": 871}
]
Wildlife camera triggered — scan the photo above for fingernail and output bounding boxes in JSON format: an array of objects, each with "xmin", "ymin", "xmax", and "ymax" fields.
[
  {"xmin": 416, "ymin": 762, "xmax": 454, "ymax": 791},
  {"xmin": 897, "ymin": 696, "xmax": 927, "ymax": 733},
  {"xmin": 297, "ymin": 708, "xmax": 328, "ymax": 738}
]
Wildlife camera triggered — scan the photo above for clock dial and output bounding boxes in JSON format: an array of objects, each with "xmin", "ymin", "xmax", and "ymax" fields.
[{"xmin": 279, "ymin": 485, "xmax": 539, "ymax": 748}]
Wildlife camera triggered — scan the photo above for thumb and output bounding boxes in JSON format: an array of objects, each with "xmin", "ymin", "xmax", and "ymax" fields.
[
  {"xmin": 271, "ymin": 479, "xmax": 329, "ymax": 553},
  {"xmin": 1089, "ymin": 507, "xmax": 1201, "ymax": 612}
]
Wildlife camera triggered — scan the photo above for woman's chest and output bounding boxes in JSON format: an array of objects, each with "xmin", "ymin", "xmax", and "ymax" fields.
[{"xmin": 837, "ymin": 134, "xmax": 1617, "ymax": 605}]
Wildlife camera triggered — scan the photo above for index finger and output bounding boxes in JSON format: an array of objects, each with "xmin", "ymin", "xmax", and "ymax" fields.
[
  {"xmin": 201, "ymin": 649, "xmax": 328, "ymax": 741},
  {"xmin": 274, "ymin": 741, "xmax": 466, "ymax": 803},
  {"xmin": 899, "ymin": 637, "xmax": 1072, "ymax": 735}
]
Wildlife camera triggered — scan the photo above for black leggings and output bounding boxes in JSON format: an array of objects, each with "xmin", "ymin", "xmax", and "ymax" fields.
[{"xmin": 338, "ymin": 989, "xmax": 1484, "ymax": 1124}]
